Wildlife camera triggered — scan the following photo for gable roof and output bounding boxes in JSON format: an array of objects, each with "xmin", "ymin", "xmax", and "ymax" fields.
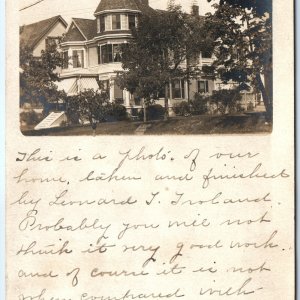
[
  {"xmin": 73, "ymin": 18, "xmax": 97, "ymax": 40},
  {"xmin": 94, "ymin": 0, "xmax": 156, "ymax": 15},
  {"xmin": 20, "ymin": 15, "xmax": 68, "ymax": 49},
  {"xmin": 63, "ymin": 18, "xmax": 96, "ymax": 42}
]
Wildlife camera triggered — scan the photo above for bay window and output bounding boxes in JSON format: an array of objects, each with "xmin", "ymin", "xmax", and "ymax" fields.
[
  {"xmin": 100, "ymin": 15, "xmax": 105, "ymax": 32},
  {"xmin": 72, "ymin": 50, "xmax": 84, "ymax": 68},
  {"xmin": 99, "ymin": 44, "xmax": 122, "ymax": 64},
  {"xmin": 112, "ymin": 14, "xmax": 121, "ymax": 30},
  {"xmin": 128, "ymin": 14, "xmax": 136, "ymax": 29},
  {"xmin": 62, "ymin": 51, "xmax": 69, "ymax": 69}
]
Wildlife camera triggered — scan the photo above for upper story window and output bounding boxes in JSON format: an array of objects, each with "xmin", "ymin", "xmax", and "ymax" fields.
[
  {"xmin": 46, "ymin": 37, "xmax": 60, "ymax": 50},
  {"xmin": 112, "ymin": 14, "xmax": 121, "ymax": 30},
  {"xmin": 62, "ymin": 51, "xmax": 69, "ymax": 69},
  {"xmin": 98, "ymin": 44, "xmax": 122, "ymax": 64},
  {"xmin": 100, "ymin": 15, "xmax": 106, "ymax": 32},
  {"xmin": 72, "ymin": 50, "xmax": 84, "ymax": 68},
  {"xmin": 128, "ymin": 14, "xmax": 136, "ymax": 29}
]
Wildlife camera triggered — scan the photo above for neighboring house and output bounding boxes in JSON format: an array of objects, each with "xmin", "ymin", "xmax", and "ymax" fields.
[
  {"xmin": 20, "ymin": 15, "xmax": 68, "ymax": 57},
  {"xmin": 58, "ymin": 0, "xmax": 249, "ymax": 113}
]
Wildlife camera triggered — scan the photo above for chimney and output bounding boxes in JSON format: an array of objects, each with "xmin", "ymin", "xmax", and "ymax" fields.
[
  {"xmin": 191, "ymin": 0, "xmax": 199, "ymax": 15},
  {"xmin": 192, "ymin": 5, "xmax": 199, "ymax": 15}
]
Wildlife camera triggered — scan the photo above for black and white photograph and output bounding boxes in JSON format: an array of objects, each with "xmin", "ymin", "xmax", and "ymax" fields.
[
  {"xmin": 6, "ymin": 0, "xmax": 294, "ymax": 299},
  {"xmin": 19, "ymin": 0, "xmax": 272, "ymax": 135}
]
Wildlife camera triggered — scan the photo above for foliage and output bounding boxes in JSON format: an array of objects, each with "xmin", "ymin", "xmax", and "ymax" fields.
[
  {"xmin": 117, "ymin": 4, "xmax": 213, "ymax": 118},
  {"xmin": 65, "ymin": 89, "xmax": 110, "ymax": 125},
  {"xmin": 190, "ymin": 93, "xmax": 209, "ymax": 115},
  {"xmin": 106, "ymin": 103, "xmax": 128, "ymax": 122},
  {"xmin": 205, "ymin": 0, "xmax": 272, "ymax": 120},
  {"xmin": 20, "ymin": 43, "xmax": 65, "ymax": 111},
  {"xmin": 172, "ymin": 101, "xmax": 190, "ymax": 116},
  {"xmin": 210, "ymin": 89, "xmax": 242, "ymax": 114},
  {"xmin": 20, "ymin": 110, "xmax": 42, "ymax": 125},
  {"xmin": 139, "ymin": 104, "xmax": 165, "ymax": 121}
]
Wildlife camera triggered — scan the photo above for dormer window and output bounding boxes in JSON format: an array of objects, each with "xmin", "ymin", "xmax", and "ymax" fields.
[
  {"xmin": 112, "ymin": 14, "xmax": 121, "ymax": 30},
  {"xmin": 128, "ymin": 14, "xmax": 136, "ymax": 30}
]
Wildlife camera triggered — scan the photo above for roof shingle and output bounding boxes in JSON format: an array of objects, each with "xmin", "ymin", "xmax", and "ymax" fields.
[
  {"xmin": 20, "ymin": 15, "xmax": 67, "ymax": 49},
  {"xmin": 94, "ymin": 0, "xmax": 156, "ymax": 15}
]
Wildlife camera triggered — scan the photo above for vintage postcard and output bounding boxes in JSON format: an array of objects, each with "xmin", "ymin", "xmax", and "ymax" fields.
[{"xmin": 6, "ymin": 0, "xmax": 294, "ymax": 298}]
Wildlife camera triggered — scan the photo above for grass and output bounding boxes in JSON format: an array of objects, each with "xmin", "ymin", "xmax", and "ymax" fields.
[{"xmin": 21, "ymin": 113, "xmax": 272, "ymax": 136}]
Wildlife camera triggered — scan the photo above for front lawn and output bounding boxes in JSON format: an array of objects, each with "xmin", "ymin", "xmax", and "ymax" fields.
[{"xmin": 21, "ymin": 113, "xmax": 272, "ymax": 136}]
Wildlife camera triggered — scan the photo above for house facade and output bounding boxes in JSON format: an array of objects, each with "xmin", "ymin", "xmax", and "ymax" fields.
[
  {"xmin": 58, "ymin": 0, "xmax": 219, "ymax": 114},
  {"xmin": 20, "ymin": 15, "xmax": 68, "ymax": 57}
]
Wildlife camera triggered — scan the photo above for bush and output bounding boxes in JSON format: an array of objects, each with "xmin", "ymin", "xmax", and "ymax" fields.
[
  {"xmin": 106, "ymin": 103, "xmax": 128, "ymax": 121},
  {"xmin": 210, "ymin": 89, "xmax": 242, "ymax": 115},
  {"xmin": 139, "ymin": 104, "xmax": 165, "ymax": 121},
  {"xmin": 172, "ymin": 101, "xmax": 190, "ymax": 116},
  {"xmin": 190, "ymin": 93, "xmax": 208, "ymax": 115},
  {"xmin": 20, "ymin": 110, "xmax": 41, "ymax": 125}
]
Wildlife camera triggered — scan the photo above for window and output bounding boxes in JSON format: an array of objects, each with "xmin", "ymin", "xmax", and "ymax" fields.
[
  {"xmin": 62, "ymin": 51, "xmax": 69, "ymax": 69},
  {"xmin": 128, "ymin": 14, "xmax": 136, "ymax": 29},
  {"xmin": 99, "ymin": 80, "xmax": 110, "ymax": 98},
  {"xmin": 112, "ymin": 14, "xmax": 121, "ymax": 30},
  {"xmin": 113, "ymin": 45, "xmax": 121, "ymax": 62},
  {"xmin": 97, "ymin": 17, "xmax": 100, "ymax": 33},
  {"xmin": 101, "ymin": 44, "xmax": 112, "ymax": 64},
  {"xmin": 46, "ymin": 37, "xmax": 59, "ymax": 50},
  {"xmin": 198, "ymin": 80, "xmax": 209, "ymax": 93},
  {"xmin": 100, "ymin": 15, "xmax": 105, "ymax": 32},
  {"xmin": 72, "ymin": 50, "xmax": 84, "ymax": 68},
  {"xmin": 172, "ymin": 79, "xmax": 185, "ymax": 99},
  {"xmin": 99, "ymin": 44, "xmax": 122, "ymax": 64}
]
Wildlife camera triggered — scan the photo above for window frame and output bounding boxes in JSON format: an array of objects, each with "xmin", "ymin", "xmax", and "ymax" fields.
[
  {"xmin": 99, "ymin": 15, "xmax": 106, "ymax": 33},
  {"xmin": 72, "ymin": 49, "xmax": 85, "ymax": 69},
  {"xmin": 111, "ymin": 13, "xmax": 121, "ymax": 30},
  {"xmin": 128, "ymin": 14, "xmax": 136, "ymax": 30},
  {"xmin": 99, "ymin": 44, "xmax": 122, "ymax": 64},
  {"xmin": 198, "ymin": 80, "xmax": 209, "ymax": 94}
]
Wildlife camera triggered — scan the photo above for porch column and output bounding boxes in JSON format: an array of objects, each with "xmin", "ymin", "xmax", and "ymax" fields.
[
  {"xmin": 109, "ymin": 78, "xmax": 114, "ymax": 102},
  {"xmin": 184, "ymin": 80, "xmax": 189, "ymax": 100},
  {"xmin": 169, "ymin": 82, "xmax": 173, "ymax": 107},
  {"xmin": 124, "ymin": 90, "xmax": 130, "ymax": 107}
]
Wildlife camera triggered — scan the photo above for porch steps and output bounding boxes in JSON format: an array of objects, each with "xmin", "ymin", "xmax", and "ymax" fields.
[{"xmin": 34, "ymin": 111, "xmax": 67, "ymax": 130}]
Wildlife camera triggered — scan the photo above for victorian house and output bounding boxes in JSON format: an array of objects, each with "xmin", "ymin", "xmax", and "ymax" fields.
[{"xmin": 58, "ymin": 0, "xmax": 216, "ymax": 113}]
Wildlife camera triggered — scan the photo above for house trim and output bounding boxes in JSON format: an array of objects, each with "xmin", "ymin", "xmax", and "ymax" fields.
[{"xmin": 94, "ymin": 9, "xmax": 141, "ymax": 16}]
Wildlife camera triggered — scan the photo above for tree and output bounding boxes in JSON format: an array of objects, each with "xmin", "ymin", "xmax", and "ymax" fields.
[
  {"xmin": 65, "ymin": 89, "xmax": 110, "ymax": 125},
  {"xmin": 205, "ymin": 0, "xmax": 272, "ymax": 121},
  {"xmin": 117, "ymin": 3, "xmax": 213, "ymax": 120},
  {"xmin": 20, "ymin": 42, "xmax": 65, "ymax": 113}
]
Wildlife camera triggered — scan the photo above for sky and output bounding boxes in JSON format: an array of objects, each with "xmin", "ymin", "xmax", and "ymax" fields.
[{"xmin": 19, "ymin": 0, "xmax": 215, "ymax": 25}]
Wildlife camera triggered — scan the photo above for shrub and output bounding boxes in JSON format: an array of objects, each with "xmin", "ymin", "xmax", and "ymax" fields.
[
  {"xmin": 139, "ymin": 104, "xmax": 165, "ymax": 121},
  {"xmin": 210, "ymin": 89, "xmax": 242, "ymax": 115},
  {"xmin": 190, "ymin": 93, "xmax": 208, "ymax": 115},
  {"xmin": 20, "ymin": 110, "xmax": 41, "ymax": 125},
  {"xmin": 172, "ymin": 101, "xmax": 190, "ymax": 116},
  {"xmin": 106, "ymin": 103, "xmax": 128, "ymax": 121}
]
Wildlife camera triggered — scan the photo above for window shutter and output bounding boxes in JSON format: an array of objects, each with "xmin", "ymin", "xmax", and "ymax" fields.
[{"xmin": 206, "ymin": 80, "xmax": 209, "ymax": 93}]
